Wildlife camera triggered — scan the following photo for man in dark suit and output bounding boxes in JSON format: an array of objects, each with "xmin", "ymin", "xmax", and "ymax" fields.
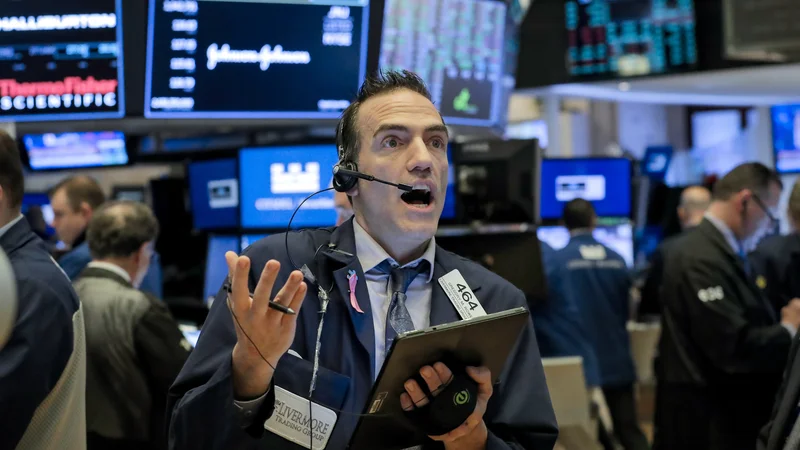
[
  {"xmin": 638, "ymin": 185, "xmax": 710, "ymax": 320},
  {"xmin": 167, "ymin": 70, "xmax": 559, "ymax": 450},
  {"xmin": 74, "ymin": 201, "xmax": 190, "ymax": 450},
  {"xmin": 653, "ymin": 163, "xmax": 800, "ymax": 450},
  {"xmin": 758, "ymin": 332, "xmax": 800, "ymax": 450},
  {"xmin": 750, "ymin": 178, "xmax": 800, "ymax": 317},
  {"xmin": 0, "ymin": 129, "xmax": 87, "ymax": 449}
]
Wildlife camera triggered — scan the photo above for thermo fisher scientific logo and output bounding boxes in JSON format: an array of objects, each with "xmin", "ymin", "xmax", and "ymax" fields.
[
  {"xmin": 0, "ymin": 77, "xmax": 118, "ymax": 112},
  {"xmin": 206, "ymin": 44, "xmax": 311, "ymax": 71}
]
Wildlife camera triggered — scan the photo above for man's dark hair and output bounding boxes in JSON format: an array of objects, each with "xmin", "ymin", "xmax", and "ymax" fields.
[
  {"xmin": 50, "ymin": 175, "xmax": 106, "ymax": 211},
  {"xmin": 788, "ymin": 178, "xmax": 800, "ymax": 222},
  {"xmin": 712, "ymin": 162, "xmax": 782, "ymax": 201},
  {"xmin": 563, "ymin": 198, "xmax": 596, "ymax": 230},
  {"xmin": 337, "ymin": 70, "xmax": 436, "ymax": 164},
  {"xmin": 0, "ymin": 130, "xmax": 24, "ymax": 210},
  {"xmin": 87, "ymin": 201, "xmax": 159, "ymax": 259}
]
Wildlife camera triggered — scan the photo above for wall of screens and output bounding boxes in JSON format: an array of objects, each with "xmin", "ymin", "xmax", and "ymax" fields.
[{"xmin": 0, "ymin": 0, "xmax": 125, "ymax": 121}]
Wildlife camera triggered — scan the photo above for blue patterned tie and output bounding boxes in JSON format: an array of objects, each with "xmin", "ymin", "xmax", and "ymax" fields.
[
  {"xmin": 372, "ymin": 259, "xmax": 431, "ymax": 353},
  {"xmin": 738, "ymin": 248, "xmax": 752, "ymax": 277}
]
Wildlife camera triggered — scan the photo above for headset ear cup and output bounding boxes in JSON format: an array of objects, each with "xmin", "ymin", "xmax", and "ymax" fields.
[{"xmin": 333, "ymin": 161, "xmax": 359, "ymax": 193}]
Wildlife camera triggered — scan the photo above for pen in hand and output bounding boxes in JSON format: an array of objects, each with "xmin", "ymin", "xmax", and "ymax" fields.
[{"xmin": 223, "ymin": 276, "xmax": 296, "ymax": 315}]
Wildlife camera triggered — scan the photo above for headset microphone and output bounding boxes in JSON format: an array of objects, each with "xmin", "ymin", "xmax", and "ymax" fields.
[{"xmin": 332, "ymin": 165, "xmax": 413, "ymax": 192}]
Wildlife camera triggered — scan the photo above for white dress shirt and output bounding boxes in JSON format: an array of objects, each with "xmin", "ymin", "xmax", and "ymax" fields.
[
  {"xmin": 352, "ymin": 219, "xmax": 436, "ymax": 377},
  {"xmin": 86, "ymin": 261, "xmax": 132, "ymax": 283}
]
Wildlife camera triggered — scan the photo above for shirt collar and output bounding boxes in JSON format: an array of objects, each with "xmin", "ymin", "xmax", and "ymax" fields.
[
  {"xmin": 87, "ymin": 261, "xmax": 132, "ymax": 283},
  {"xmin": 704, "ymin": 212, "xmax": 742, "ymax": 255},
  {"xmin": 0, "ymin": 214, "xmax": 24, "ymax": 240},
  {"xmin": 352, "ymin": 219, "xmax": 436, "ymax": 282}
]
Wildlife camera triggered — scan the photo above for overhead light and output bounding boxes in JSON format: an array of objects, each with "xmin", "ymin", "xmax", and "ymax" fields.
[{"xmin": 618, "ymin": 82, "xmax": 631, "ymax": 92}]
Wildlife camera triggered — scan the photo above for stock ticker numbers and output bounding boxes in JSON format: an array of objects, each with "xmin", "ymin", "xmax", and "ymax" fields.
[
  {"xmin": 565, "ymin": 0, "xmax": 697, "ymax": 79},
  {"xmin": 145, "ymin": 0, "xmax": 368, "ymax": 118},
  {"xmin": 0, "ymin": 0, "xmax": 124, "ymax": 121},
  {"xmin": 380, "ymin": 0, "xmax": 506, "ymax": 125}
]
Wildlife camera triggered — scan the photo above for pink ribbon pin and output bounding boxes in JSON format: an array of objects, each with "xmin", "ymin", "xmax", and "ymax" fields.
[{"xmin": 347, "ymin": 270, "xmax": 364, "ymax": 314}]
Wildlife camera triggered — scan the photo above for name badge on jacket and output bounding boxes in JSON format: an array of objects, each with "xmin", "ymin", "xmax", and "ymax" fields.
[
  {"xmin": 264, "ymin": 386, "xmax": 338, "ymax": 449},
  {"xmin": 438, "ymin": 270, "xmax": 487, "ymax": 320}
]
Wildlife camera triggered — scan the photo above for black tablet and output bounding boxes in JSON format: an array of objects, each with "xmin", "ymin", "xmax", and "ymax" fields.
[{"xmin": 347, "ymin": 307, "xmax": 531, "ymax": 450}]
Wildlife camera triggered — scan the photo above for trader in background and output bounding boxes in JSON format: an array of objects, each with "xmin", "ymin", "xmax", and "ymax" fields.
[
  {"xmin": 50, "ymin": 175, "xmax": 164, "ymax": 298},
  {"xmin": 750, "ymin": 178, "xmax": 800, "ymax": 317},
  {"xmin": 547, "ymin": 199, "xmax": 649, "ymax": 450},
  {"xmin": 654, "ymin": 162, "xmax": 800, "ymax": 450},
  {"xmin": 74, "ymin": 200, "xmax": 190, "ymax": 450},
  {"xmin": 638, "ymin": 185, "xmax": 710, "ymax": 320},
  {"xmin": 167, "ymin": 70, "xmax": 558, "ymax": 449},
  {"xmin": 0, "ymin": 129, "xmax": 87, "ymax": 449}
]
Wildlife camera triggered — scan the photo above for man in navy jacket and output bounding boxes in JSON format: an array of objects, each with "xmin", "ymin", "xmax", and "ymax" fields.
[
  {"xmin": 167, "ymin": 70, "xmax": 558, "ymax": 450},
  {"xmin": 0, "ymin": 129, "xmax": 87, "ymax": 449},
  {"xmin": 546, "ymin": 199, "xmax": 648, "ymax": 450}
]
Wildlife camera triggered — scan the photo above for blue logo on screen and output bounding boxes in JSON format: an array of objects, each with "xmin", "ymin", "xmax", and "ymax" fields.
[
  {"xmin": 540, "ymin": 158, "xmax": 631, "ymax": 220},
  {"xmin": 188, "ymin": 158, "xmax": 240, "ymax": 229},
  {"xmin": 240, "ymin": 145, "xmax": 339, "ymax": 228}
]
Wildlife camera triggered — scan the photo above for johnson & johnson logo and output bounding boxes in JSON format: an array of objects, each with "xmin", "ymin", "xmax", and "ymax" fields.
[{"xmin": 206, "ymin": 43, "xmax": 311, "ymax": 71}]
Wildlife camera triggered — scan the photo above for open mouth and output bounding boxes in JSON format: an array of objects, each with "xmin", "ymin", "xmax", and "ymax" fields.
[{"xmin": 401, "ymin": 185, "xmax": 433, "ymax": 208}]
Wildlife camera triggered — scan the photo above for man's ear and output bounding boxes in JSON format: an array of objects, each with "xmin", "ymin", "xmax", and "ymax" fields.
[{"xmin": 79, "ymin": 201, "xmax": 93, "ymax": 219}]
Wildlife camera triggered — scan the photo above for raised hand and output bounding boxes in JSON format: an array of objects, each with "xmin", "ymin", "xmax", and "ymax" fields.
[{"xmin": 226, "ymin": 252, "xmax": 307, "ymax": 399}]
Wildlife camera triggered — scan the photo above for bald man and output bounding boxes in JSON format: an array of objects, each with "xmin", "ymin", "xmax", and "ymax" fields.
[{"xmin": 639, "ymin": 185, "xmax": 711, "ymax": 319}]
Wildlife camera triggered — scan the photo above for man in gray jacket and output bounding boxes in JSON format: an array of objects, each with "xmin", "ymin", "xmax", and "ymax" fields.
[{"xmin": 73, "ymin": 201, "xmax": 190, "ymax": 450}]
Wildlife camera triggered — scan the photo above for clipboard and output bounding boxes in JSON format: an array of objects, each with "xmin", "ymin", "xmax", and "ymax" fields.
[{"xmin": 347, "ymin": 307, "xmax": 530, "ymax": 450}]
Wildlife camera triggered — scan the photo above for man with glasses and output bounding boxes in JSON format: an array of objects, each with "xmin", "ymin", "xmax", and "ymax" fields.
[{"xmin": 653, "ymin": 162, "xmax": 800, "ymax": 450}]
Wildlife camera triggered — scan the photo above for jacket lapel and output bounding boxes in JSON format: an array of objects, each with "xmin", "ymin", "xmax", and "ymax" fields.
[
  {"xmin": 429, "ymin": 248, "xmax": 483, "ymax": 326},
  {"xmin": 320, "ymin": 219, "xmax": 377, "ymax": 380}
]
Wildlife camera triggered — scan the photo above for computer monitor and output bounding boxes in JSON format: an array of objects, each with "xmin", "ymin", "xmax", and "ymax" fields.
[
  {"xmin": 203, "ymin": 235, "xmax": 240, "ymax": 304},
  {"xmin": 112, "ymin": 186, "xmax": 146, "ymax": 203},
  {"xmin": 239, "ymin": 145, "xmax": 339, "ymax": 229},
  {"xmin": 379, "ymin": 0, "xmax": 508, "ymax": 127},
  {"xmin": 455, "ymin": 139, "xmax": 540, "ymax": 223},
  {"xmin": 437, "ymin": 229, "xmax": 547, "ymax": 304},
  {"xmin": 441, "ymin": 145, "xmax": 457, "ymax": 221},
  {"xmin": 21, "ymin": 193, "xmax": 55, "ymax": 236},
  {"xmin": 0, "ymin": 0, "xmax": 125, "ymax": 122},
  {"xmin": 641, "ymin": 146, "xmax": 673, "ymax": 181},
  {"xmin": 22, "ymin": 131, "xmax": 129, "ymax": 171},
  {"xmin": 241, "ymin": 234, "xmax": 269, "ymax": 252},
  {"xmin": 536, "ymin": 222, "xmax": 634, "ymax": 268},
  {"xmin": 772, "ymin": 104, "xmax": 800, "ymax": 174},
  {"xmin": 540, "ymin": 157, "xmax": 632, "ymax": 221},
  {"xmin": 144, "ymin": 0, "xmax": 369, "ymax": 119},
  {"xmin": 187, "ymin": 158, "xmax": 239, "ymax": 229}
]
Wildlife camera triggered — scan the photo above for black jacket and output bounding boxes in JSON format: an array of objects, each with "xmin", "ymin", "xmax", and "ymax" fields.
[
  {"xmin": 758, "ymin": 332, "xmax": 800, "ymax": 450},
  {"xmin": 74, "ymin": 266, "xmax": 190, "ymax": 450},
  {"xmin": 749, "ymin": 233, "xmax": 800, "ymax": 317},
  {"xmin": 657, "ymin": 219, "xmax": 791, "ymax": 445},
  {"xmin": 638, "ymin": 230, "xmax": 687, "ymax": 319}
]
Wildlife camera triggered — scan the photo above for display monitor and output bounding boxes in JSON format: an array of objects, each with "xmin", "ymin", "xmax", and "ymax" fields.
[
  {"xmin": 203, "ymin": 235, "xmax": 240, "ymax": 304},
  {"xmin": 441, "ymin": 145, "xmax": 457, "ymax": 220},
  {"xmin": 772, "ymin": 104, "xmax": 800, "ymax": 174},
  {"xmin": 241, "ymin": 234, "xmax": 269, "ymax": 251},
  {"xmin": 240, "ymin": 145, "xmax": 339, "ymax": 229},
  {"xmin": 22, "ymin": 131, "xmax": 128, "ymax": 171},
  {"xmin": 540, "ymin": 157, "xmax": 631, "ymax": 220},
  {"xmin": 187, "ymin": 158, "xmax": 239, "ymax": 229},
  {"xmin": 537, "ymin": 222, "xmax": 634, "ymax": 267},
  {"xmin": 145, "ymin": 0, "xmax": 368, "ymax": 119},
  {"xmin": 21, "ymin": 193, "xmax": 55, "ymax": 235},
  {"xmin": 565, "ymin": 0, "xmax": 697, "ymax": 79},
  {"xmin": 112, "ymin": 186, "xmax": 146, "ymax": 202},
  {"xmin": 641, "ymin": 145, "xmax": 672, "ymax": 181},
  {"xmin": 0, "ymin": 0, "xmax": 125, "ymax": 121},
  {"xmin": 379, "ymin": 0, "xmax": 508, "ymax": 127}
]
